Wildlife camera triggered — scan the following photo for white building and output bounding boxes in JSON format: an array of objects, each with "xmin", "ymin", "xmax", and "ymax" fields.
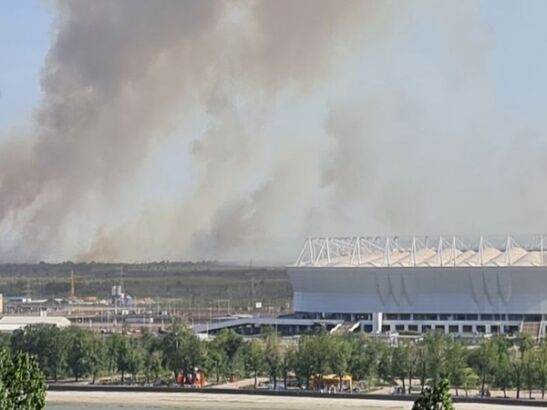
[
  {"xmin": 288, "ymin": 235, "xmax": 547, "ymax": 339},
  {"xmin": 0, "ymin": 316, "xmax": 71, "ymax": 333}
]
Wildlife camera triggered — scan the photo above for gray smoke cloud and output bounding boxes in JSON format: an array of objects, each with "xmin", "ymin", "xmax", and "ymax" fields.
[{"xmin": 2, "ymin": 1, "xmax": 547, "ymax": 263}]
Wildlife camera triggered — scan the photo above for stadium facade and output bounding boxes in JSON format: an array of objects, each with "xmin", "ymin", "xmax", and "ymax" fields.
[{"xmin": 289, "ymin": 235, "xmax": 547, "ymax": 338}]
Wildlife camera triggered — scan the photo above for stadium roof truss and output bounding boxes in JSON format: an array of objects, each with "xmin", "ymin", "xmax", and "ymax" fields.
[{"xmin": 294, "ymin": 235, "xmax": 547, "ymax": 268}]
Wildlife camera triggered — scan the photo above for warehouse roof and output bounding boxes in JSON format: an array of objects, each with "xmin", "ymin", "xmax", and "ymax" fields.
[
  {"xmin": 294, "ymin": 236, "xmax": 547, "ymax": 268},
  {"xmin": 0, "ymin": 315, "xmax": 71, "ymax": 333}
]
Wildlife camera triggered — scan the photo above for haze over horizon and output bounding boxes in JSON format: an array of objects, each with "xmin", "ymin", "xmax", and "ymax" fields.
[{"xmin": 2, "ymin": 0, "xmax": 547, "ymax": 264}]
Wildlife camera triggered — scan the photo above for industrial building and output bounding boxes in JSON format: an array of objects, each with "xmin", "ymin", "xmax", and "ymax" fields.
[{"xmin": 0, "ymin": 315, "xmax": 71, "ymax": 333}]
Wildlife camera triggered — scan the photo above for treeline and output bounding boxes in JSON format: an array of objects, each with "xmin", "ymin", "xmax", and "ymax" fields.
[{"xmin": 6, "ymin": 324, "xmax": 547, "ymax": 399}]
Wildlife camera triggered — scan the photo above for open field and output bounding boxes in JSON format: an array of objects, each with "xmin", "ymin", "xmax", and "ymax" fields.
[
  {"xmin": 45, "ymin": 392, "xmax": 544, "ymax": 410},
  {"xmin": 0, "ymin": 263, "xmax": 291, "ymax": 309}
]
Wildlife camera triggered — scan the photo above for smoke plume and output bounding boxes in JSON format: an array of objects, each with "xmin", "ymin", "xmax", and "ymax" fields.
[{"xmin": 2, "ymin": 1, "xmax": 547, "ymax": 262}]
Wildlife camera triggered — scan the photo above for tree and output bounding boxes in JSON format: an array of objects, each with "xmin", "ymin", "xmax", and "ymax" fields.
[
  {"xmin": 492, "ymin": 338, "xmax": 512, "ymax": 398},
  {"xmin": 377, "ymin": 343, "xmax": 393, "ymax": 386},
  {"xmin": 412, "ymin": 378, "xmax": 454, "ymax": 410},
  {"xmin": 416, "ymin": 342, "xmax": 428, "ymax": 392},
  {"xmin": 513, "ymin": 335, "xmax": 534, "ymax": 399},
  {"xmin": 460, "ymin": 367, "xmax": 479, "ymax": 397},
  {"xmin": 470, "ymin": 338, "xmax": 498, "ymax": 396},
  {"xmin": 109, "ymin": 333, "xmax": 132, "ymax": 383},
  {"xmin": 65, "ymin": 328, "xmax": 92, "ymax": 382},
  {"xmin": 242, "ymin": 340, "xmax": 264, "ymax": 388},
  {"xmin": 161, "ymin": 321, "xmax": 204, "ymax": 381},
  {"xmin": 509, "ymin": 345, "xmax": 523, "ymax": 399},
  {"xmin": 329, "ymin": 336, "xmax": 352, "ymax": 391},
  {"xmin": 126, "ymin": 340, "xmax": 144, "ymax": 383},
  {"xmin": 263, "ymin": 330, "xmax": 282, "ymax": 389},
  {"xmin": 144, "ymin": 351, "xmax": 163, "ymax": 384},
  {"xmin": 281, "ymin": 347, "xmax": 293, "ymax": 389},
  {"xmin": 309, "ymin": 334, "xmax": 332, "ymax": 390},
  {"xmin": 212, "ymin": 329, "xmax": 242, "ymax": 381},
  {"xmin": 522, "ymin": 347, "xmax": 537, "ymax": 399},
  {"xmin": 347, "ymin": 335, "xmax": 382, "ymax": 390},
  {"xmin": 1, "ymin": 349, "xmax": 46, "ymax": 409},
  {"xmin": 424, "ymin": 332, "xmax": 448, "ymax": 384},
  {"xmin": 391, "ymin": 343, "xmax": 410, "ymax": 393},
  {"xmin": 87, "ymin": 332, "xmax": 106, "ymax": 384},
  {"xmin": 204, "ymin": 339, "xmax": 227, "ymax": 384},
  {"xmin": 11, "ymin": 324, "xmax": 65, "ymax": 381},
  {"xmin": 537, "ymin": 342, "xmax": 547, "ymax": 399},
  {"xmin": 292, "ymin": 336, "xmax": 316, "ymax": 389},
  {"xmin": 407, "ymin": 341, "xmax": 419, "ymax": 394},
  {"xmin": 140, "ymin": 329, "xmax": 164, "ymax": 384},
  {"xmin": 445, "ymin": 341, "xmax": 466, "ymax": 396}
]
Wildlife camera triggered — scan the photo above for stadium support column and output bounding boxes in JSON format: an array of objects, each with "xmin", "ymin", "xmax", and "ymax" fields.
[{"xmin": 372, "ymin": 312, "xmax": 383, "ymax": 333}]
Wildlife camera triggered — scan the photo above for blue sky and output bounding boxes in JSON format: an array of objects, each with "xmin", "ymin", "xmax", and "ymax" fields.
[
  {"xmin": 0, "ymin": 0, "xmax": 51, "ymax": 131},
  {"xmin": 482, "ymin": 0, "xmax": 547, "ymax": 121}
]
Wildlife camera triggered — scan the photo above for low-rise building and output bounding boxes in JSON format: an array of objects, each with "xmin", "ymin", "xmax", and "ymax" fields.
[{"xmin": 0, "ymin": 315, "xmax": 71, "ymax": 333}]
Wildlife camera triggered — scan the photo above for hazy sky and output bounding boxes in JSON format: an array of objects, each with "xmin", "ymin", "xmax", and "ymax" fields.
[
  {"xmin": 5, "ymin": 1, "xmax": 547, "ymax": 130},
  {"xmin": 2, "ymin": 1, "xmax": 547, "ymax": 263}
]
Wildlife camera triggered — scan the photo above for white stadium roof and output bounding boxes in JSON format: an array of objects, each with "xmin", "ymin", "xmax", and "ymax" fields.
[{"xmin": 294, "ymin": 236, "xmax": 547, "ymax": 268}]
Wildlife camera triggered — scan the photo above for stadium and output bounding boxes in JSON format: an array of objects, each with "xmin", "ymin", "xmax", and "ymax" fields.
[
  {"xmin": 199, "ymin": 235, "xmax": 547, "ymax": 339},
  {"xmin": 289, "ymin": 235, "xmax": 547, "ymax": 338}
]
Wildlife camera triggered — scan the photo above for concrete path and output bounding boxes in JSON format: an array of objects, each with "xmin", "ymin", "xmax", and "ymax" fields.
[{"xmin": 210, "ymin": 377, "xmax": 269, "ymax": 389}]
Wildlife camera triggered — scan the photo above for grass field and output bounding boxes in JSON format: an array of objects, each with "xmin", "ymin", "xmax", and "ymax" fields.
[{"xmin": 0, "ymin": 262, "xmax": 292, "ymax": 309}]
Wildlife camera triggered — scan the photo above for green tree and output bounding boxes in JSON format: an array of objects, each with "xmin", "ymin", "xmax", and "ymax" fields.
[
  {"xmin": 329, "ymin": 336, "xmax": 352, "ymax": 391},
  {"xmin": 523, "ymin": 347, "xmax": 537, "ymax": 399},
  {"xmin": 407, "ymin": 341, "xmax": 419, "ymax": 394},
  {"xmin": 445, "ymin": 341, "xmax": 466, "ymax": 396},
  {"xmin": 263, "ymin": 330, "xmax": 282, "ymax": 389},
  {"xmin": 309, "ymin": 334, "xmax": 332, "ymax": 390},
  {"xmin": 87, "ymin": 332, "xmax": 106, "ymax": 384},
  {"xmin": 391, "ymin": 343, "xmax": 410, "ymax": 393},
  {"xmin": 506, "ymin": 336, "xmax": 535, "ymax": 399},
  {"xmin": 242, "ymin": 340, "xmax": 264, "ymax": 388},
  {"xmin": 204, "ymin": 339, "xmax": 227, "ymax": 383},
  {"xmin": 126, "ymin": 340, "xmax": 144, "ymax": 383},
  {"xmin": 412, "ymin": 378, "xmax": 454, "ymax": 410},
  {"xmin": 416, "ymin": 342, "xmax": 428, "ymax": 392},
  {"xmin": 281, "ymin": 347, "xmax": 293, "ymax": 389},
  {"xmin": 509, "ymin": 345, "xmax": 524, "ymax": 399},
  {"xmin": 144, "ymin": 350, "xmax": 164, "ymax": 384},
  {"xmin": 0, "ymin": 348, "xmax": 13, "ymax": 409},
  {"xmin": 11, "ymin": 324, "xmax": 65, "ymax": 381},
  {"xmin": 424, "ymin": 332, "xmax": 448, "ymax": 384},
  {"xmin": 470, "ymin": 338, "xmax": 498, "ymax": 396},
  {"xmin": 537, "ymin": 342, "xmax": 547, "ymax": 399},
  {"xmin": 212, "ymin": 329, "xmax": 242, "ymax": 381},
  {"xmin": 460, "ymin": 367, "xmax": 479, "ymax": 397},
  {"xmin": 65, "ymin": 328, "xmax": 92, "ymax": 382},
  {"xmin": 292, "ymin": 336, "xmax": 316, "ymax": 389},
  {"xmin": 377, "ymin": 343, "xmax": 393, "ymax": 386},
  {"xmin": 161, "ymin": 321, "xmax": 204, "ymax": 380},
  {"xmin": 3, "ymin": 350, "xmax": 46, "ymax": 409},
  {"xmin": 347, "ymin": 335, "xmax": 382, "ymax": 390},
  {"xmin": 492, "ymin": 338, "xmax": 512, "ymax": 398},
  {"xmin": 109, "ymin": 333, "xmax": 132, "ymax": 383}
]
